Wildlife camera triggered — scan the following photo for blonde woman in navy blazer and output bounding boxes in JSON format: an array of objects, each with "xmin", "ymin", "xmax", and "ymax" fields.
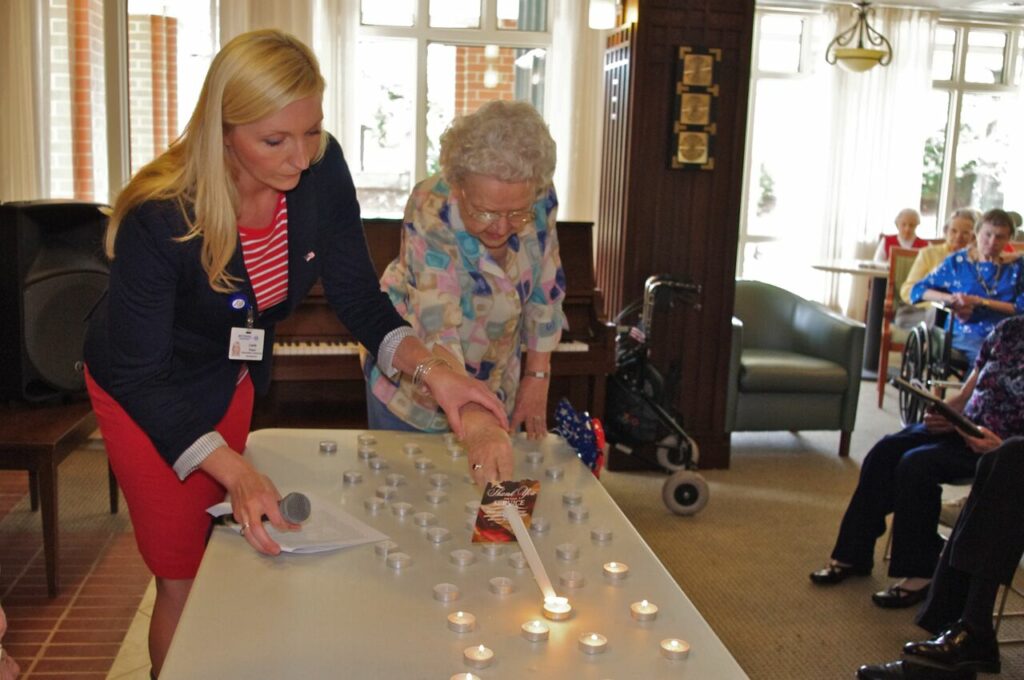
[{"xmin": 83, "ymin": 30, "xmax": 506, "ymax": 676}]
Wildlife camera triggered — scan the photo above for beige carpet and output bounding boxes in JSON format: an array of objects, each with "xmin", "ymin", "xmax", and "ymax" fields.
[{"xmin": 600, "ymin": 381, "xmax": 1024, "ymax": 679}]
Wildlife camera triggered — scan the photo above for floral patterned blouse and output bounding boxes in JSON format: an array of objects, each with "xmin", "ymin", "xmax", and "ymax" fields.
[
  {"xmin": 909, "ymin": 248, "xmax": 1024, "ymax": 362},
  {"xmin": 366, "ymin": 175, "xmax": 567, "ymax": 431},
  {"xmin": 963, "ymin": 316, "xmax": 1024, "ymax": 439}
]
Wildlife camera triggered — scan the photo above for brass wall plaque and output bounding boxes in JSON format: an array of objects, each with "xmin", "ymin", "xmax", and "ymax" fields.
[{"xmin": 672, "ymin": 46, "xmax": 721, "ymax": 170}]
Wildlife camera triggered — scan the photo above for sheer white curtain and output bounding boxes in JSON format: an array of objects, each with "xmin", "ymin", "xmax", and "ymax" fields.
[
  {"xmin": 314, "ymin": 0, "xmax": 359, "ymax": 156},
  {"xmin": 549, "ymin": 0, "xmax": 604, "ymax": 221},
  {"xmin": 0, "ymin": 0, "xmax": 41, "ymax": 202},
  {"xmin": 820, "ymin": 7, "xmax": 937, "ymax": 312},
  {"xmin": 219, "ymin": 1, "xmax": 314, "ymax": 45}
]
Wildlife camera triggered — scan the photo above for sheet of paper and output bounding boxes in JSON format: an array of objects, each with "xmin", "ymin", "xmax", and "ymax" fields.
[{"xmin": 207, "ymin": 492, "xmax": 389, "ymax": 554}]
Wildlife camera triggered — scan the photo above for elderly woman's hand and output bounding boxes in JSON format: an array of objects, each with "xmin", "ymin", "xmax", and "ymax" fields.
[
  {"xmin": 461, "ymin": 410, "xmax": 515, "ymax": 484},
  {"xmin": 922, "ymin": 407, "xmax": 957, "ymax": 433},
  {"xmin": 511, "ymin": 374, "xmax": 550, "ymax": 440},
  {"xmin": 0, "ymin": 605, "xmax": 20, "ymax": 680},
  {"xmin": 962, "ymin": 425, "xmax": 1003, "ymax": 454},
  {"xmin": 424, "ymin": 367, "xmax": 509, "ymax": 439}
]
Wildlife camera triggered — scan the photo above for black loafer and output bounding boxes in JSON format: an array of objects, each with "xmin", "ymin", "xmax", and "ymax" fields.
[
  {"xmin": 857, "ymin": 659, "xmax": 976, "ymax": 680},
  {"xmin": 872, "ymin": 582, "xmax": 930, "ymax": 609},
  {"xmin": 810, "ymin": 563, "xmax": 870, "ymax": 585},
  {"xmin": 902, "ymin": 621, "xmax": 1000, "ymax": 674}
]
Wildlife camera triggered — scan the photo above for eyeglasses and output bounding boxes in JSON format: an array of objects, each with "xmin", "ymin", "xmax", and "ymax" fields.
[{"xmin": 459, "ymin": 191, "xmax": 535, "ymax": 227}]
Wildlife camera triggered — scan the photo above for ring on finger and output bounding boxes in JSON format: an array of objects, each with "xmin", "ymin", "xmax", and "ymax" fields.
[
  {"xmin": 240, "ymin": 521, "xmax": 250, "ymax": 537},
  {"xmin": 472, "ymin": 463, "xmax": 483, "ymax": 470}
]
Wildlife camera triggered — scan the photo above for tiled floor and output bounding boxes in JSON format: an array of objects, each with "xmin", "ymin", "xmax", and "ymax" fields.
[{"xmin": 0, "ymin": 463, "xmax": 152, "ymax": 679}]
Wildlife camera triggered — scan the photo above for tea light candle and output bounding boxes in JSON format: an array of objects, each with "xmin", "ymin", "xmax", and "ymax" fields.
[
  {"xmin": 447, "ymin": 611, "xmax": 476, "ymax": 633},
  {"xmin": 342, "ymin": 470, "xmax": 363, "ymax": 485},
  {"xmin": 630, "ymin": 599, "xmax": 659, "ymax": 622},
  {"xmin": 507, "ymin": 551, "xmax": 527, "ymax": 569},
  {"xmin": 462, "ymin": 644, "xmax": 493, "ymax": 669},
  {"xmin": 464, "ymin": 500, "xmax": 480, "ymax": 515},
  {"xmin": 433, "ymin": 582, "xmax": 460, "ymax": 602},
  {"xmin": 358, "ymin": 433, "xmax": 377, "ymax": 447},
  {"xmin": 386, "ymin": 552, "xmax": 412, "ymax": 570},
  {"xmin": 391, "ymin": 502, "xmax": 413, "ymax": 518},
  {"xmin": 480, "ymin": 542, "xmax": 505, "ymax": 558},
  {"xmin": 358, "ymin": 447, "xmax": 377, "ymax": 460},
  {"xmin": 374, "ymin": 540, "xmax": 399, "ymax": 557},
  {"xmin": 376, "ymin": 485, "xmax": 397, "ymax": 500},
  {"xmin": 488, "ymin": 576, "xmax": 515, "ymax": 595},
  {"xmin": 413, "ymin": 511, "xmax": 437, "ymax": 527},
  {"xmin": 450, "ymin": 674, "xmax": 480, "ymax": 680},
  {"xmin": 443, "ymin": 432, "xmax": 457, "ymax": 446},
  {"xmin": 562, "ymin": 491, "xmax": 583, "ymax": 506},
  {"xmin": 578, "ymin": 632, "xmax": 608, "ymax": 655},
  {"xmin": 364, "ymin": 497, "xmax": 386, "ymax": 513},
  {"xmin": 521, "ymin": 619, "xmax": 549, "ymax": 642},
  {"xmin": 542, "ymin": 596, "xmax": 572, "ymax": 621},
  {"xmin": 403, "ymin": 443, "xmax": 421, "ymax": 456},
  {"xmin": 447, "ymin": 445, "xmax": 465, "ymax": 458},
  {"xmin": 428, "ymin": 473, "xmax": 450, "ymax": 488},
  {"xmin": 603, "ymin": 561, "xmax": 630, "ymax": 579},
  {"xmin": 318, "ymin": 440, "xmax": 337, "ymax": 455},
  {"xmin": 426, "ymin": 527, "xmax": 451, "ymax": 544},
  {"xmin": 660, "ymin": 638, "xmax": 690, "ymax": 660},
  {"xmin": 425, "ymin": 490, "xmax": 448, "ymax": 505},
  {"xmin": 555, "ymin": 543, "xmax": 580, "ymax": 561},
  {"xmin": 567, "ymin": 505, "xmax": 590, "ymax": 522},
  {"xmin": 560, "ymin": 570, "xmax": 586, "ymax": 588},
  {"xmin": 545, "ymin": 466, "xmax": 564, "ymax": 480},
  {"xmin": 590, "ymin": 527, "xmax": 613, "ymax": 543},
  {"xmin": 525, "ymin": 451, "xmax": 544, "ymax": 465},
  {"xmin": 385, "ymin": 473, "xmax": 406, "ymax": 487},
  {"xmin": 368, "ymin": 457, "xmax": 389, "ymax": 471},
  {"xmin": 529, "ymin": 517, "xmax": 550, "ymax": 534},
  {"xmin": 449, "ymin": 549, "xmax": 476, "ymax": 566},
  {"xmin": 414, "ymin": 457, "xmax": 434, "ymax": 470}
]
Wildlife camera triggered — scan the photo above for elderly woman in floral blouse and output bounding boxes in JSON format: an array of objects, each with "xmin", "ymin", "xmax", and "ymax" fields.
[{"xmin": 363, "ymin": 100, "xmax": 566, "ymax": 485}]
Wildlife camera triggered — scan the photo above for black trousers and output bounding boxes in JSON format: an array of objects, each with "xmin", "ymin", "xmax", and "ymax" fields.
[
  {"xmin": 916, "ymin": 437, "xmax": 1024, "ymax": 634},
  {"xmin": 831, "ymin": 424, "xmax": 979, "ymax": 579}
]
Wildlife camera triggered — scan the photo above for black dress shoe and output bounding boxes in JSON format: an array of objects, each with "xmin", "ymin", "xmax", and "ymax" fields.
[
  {"xmin": 856, "ymin": 659, "xmax": 976, "ymax": 680},
  {"xmin": 902, "ymin": 620, "xmax": 1000, "ymax": 674},
  {"xmin": 810, "ymin": 562, "xmax": 870, "ymax": 585},
  {"xmin": 872, "ymin": 582, "xmax": 930, "ymax": 609}
]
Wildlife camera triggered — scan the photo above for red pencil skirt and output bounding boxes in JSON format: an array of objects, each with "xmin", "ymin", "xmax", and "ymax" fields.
[{"xmin": 85, "ymin": 368, "xmax": 253, "ymax": 579}]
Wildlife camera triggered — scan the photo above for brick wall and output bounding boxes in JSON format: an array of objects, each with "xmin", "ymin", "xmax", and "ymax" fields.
[
  {"xmin": 128, "ymin": 14, "xmax": 178, "ymax": 175},
  {"xmin": 454, "ymin": 45, "xmax": 517, "ymax": 115}
]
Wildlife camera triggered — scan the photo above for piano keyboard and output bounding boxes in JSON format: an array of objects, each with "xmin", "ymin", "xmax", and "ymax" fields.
[{"xmin": 272, "ymin": 340, "xmax": 591, "ymax": 356}]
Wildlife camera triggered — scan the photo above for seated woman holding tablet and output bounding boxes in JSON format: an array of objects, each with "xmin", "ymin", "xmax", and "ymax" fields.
[{"xmin": 810, "ymin": 315, "xmax": 1024, "ymax": 609}]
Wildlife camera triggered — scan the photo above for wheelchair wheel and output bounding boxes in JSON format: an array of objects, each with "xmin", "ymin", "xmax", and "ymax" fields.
[
  {"xmin": 655, "ymin": 432, "xmax": 700, "ymax": 472},
  {"xmin": 662, "ymin": 470, "xmax": 709, "ymax": 516},
  {"xmin": 898, "ymin": 328, "xmax": 929, "ymax": 425}
]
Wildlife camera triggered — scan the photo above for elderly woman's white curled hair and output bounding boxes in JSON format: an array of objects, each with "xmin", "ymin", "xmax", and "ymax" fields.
[{"xmin": 439, "ymin": 99, "xmax": 556, "ymax": 196}]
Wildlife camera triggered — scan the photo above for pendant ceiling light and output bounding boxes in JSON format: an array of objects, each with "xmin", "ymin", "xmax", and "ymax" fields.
[{"xmin": 825, "ymin": 1, "xmax": 893, "ymax": 73}]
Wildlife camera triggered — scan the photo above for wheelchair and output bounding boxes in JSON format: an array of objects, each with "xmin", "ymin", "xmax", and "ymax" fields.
[{"xmin": 896, "ymin": 303, "xmax": 971, "ymax": 426}]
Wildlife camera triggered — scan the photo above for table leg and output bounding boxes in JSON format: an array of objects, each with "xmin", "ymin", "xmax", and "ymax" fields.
[
  {"xmin": 108, "ymin": 462, "xmax": 119, "ymax": 514},
  {"xmin": 38, "ymin": 450, "xmax": 60, "ymax": 597},
  {"xmin": 862, "ymin": 277, "xmax": 886, "ymax": 378},
  {"xmin": 28, "ymin": 469, "xmax": 39, "ymax": 511}
]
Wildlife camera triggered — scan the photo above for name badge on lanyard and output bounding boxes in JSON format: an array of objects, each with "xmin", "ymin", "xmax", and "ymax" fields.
[{"xmin": 229, "ymin": 296, "xmax": 265, "ymax": 361}]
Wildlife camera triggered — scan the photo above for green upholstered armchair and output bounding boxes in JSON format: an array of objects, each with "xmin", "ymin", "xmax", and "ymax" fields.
[{"xmin": 726, "ymin": 280, "xmax": 865, "ymax": 458}]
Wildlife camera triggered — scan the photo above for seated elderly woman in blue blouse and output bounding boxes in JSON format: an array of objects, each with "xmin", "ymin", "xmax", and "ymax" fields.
[{"xmin": 909, "ymin": 208, "xmax": 1024, "ymax": 366}]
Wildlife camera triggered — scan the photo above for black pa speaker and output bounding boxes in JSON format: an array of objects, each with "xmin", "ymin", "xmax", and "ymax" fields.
[{"xmin": 0, "ymin": 200, "xmax": 110, "ymax": 402}]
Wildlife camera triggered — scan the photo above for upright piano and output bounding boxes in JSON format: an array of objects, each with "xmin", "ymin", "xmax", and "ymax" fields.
[{"xmin": 254, "ymin": 219, "xmax": 615, "ymax": 429}]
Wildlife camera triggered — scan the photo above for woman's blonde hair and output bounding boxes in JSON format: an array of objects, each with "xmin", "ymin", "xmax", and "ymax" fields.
[
  {"xmin": 438, "ymin": 99, "xmax": 556, "ymax": 196},
  {"xmin": 106, "ymin": 29, "xmax": 327, "ymax": 292}
]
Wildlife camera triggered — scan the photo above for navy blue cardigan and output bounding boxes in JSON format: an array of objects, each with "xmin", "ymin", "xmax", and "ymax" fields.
[{"xmin": 84, "ymin": 137, "xmax": 406, "ymax": 466}]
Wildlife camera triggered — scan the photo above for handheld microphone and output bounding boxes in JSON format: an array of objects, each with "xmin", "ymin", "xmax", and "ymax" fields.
[{"xmin": 214, "ymin": 492, "xmax": 311, "ymax": 526}]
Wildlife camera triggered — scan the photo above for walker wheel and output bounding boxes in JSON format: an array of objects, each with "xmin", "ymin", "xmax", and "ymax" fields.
[
  {"xmin": 655, "ymin": 433, "xmax": 700, "ymax": 472},
  {"xmin": 662, "ymin": 470, "xmax": 709, "ymax": 516}
]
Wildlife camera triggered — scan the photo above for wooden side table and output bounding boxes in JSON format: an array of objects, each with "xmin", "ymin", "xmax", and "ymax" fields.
[{"xmin": 0, "ymin": 399, "xmax": 113, "ymax": 597}]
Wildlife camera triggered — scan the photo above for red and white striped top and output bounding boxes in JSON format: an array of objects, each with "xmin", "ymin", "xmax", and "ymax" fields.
[{"xmin": 238, "ymin": 193, "xmax": 289, "ymax": 312}]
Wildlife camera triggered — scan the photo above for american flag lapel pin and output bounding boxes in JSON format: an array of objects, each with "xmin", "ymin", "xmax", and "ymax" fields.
[{"xmin": 304, "ymin": 251, "xmax": 316, "ymax": 262}]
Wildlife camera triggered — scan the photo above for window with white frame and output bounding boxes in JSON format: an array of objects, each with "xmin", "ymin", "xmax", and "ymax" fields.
[
  {"xmin": 922, "ymin": 22, "xmax": 1024, "ymax": 230},
  {"xmin": 354, "ymin": 0, "xmax": 551, "ymax": 216}
]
